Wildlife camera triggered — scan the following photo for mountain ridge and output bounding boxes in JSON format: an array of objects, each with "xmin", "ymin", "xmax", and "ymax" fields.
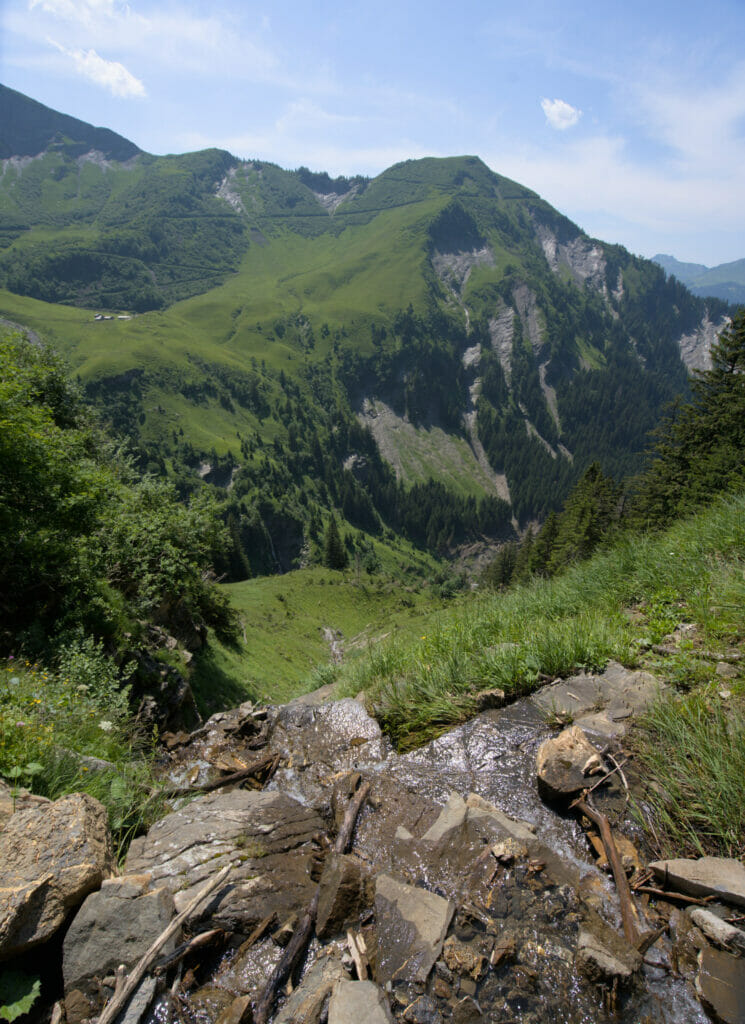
[
  {"xmin": 0, "ymin": 85, "xmax": 735, "ymax": 576},
  {"xmin": 653, "ymin": 252, "xmax": 745, "ymax": 304}
]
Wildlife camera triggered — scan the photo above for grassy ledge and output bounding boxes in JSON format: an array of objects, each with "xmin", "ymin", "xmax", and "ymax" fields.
[{"xmin": 337, "ymin": 492, "xmax": 745, "ymax": 789}]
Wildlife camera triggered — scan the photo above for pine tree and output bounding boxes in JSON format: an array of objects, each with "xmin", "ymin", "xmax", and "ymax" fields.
[
  {"xmin": 633, "ymin": 308, "xmax": 745, "ymax": 525},
  {"xmin": 322, "ymin": 516, "xmax": 348, "ymax": 570}
]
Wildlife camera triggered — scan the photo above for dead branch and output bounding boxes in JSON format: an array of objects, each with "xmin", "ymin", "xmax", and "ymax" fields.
[
  {"xmin": 161, "ymin": 754, "xmax": 279, "ymax": 799},
  {"xmin": 154, "ymin": 929, "xmax": 227, "ymax": 975},
  {"xmin": 97, "ymin": 864, "xmax": 231, "ymax": 1024},
  {"xmin": 347, "ymin": 930, "xmax": 370, "ymax": 980},
  {"xmin": 634, "ymin": 885, "xmax": 715, "ymax": 906},
  {"xmin": 584, "ymin": 757, "xmax": 630, "ymax": 797},
  {"xmin": 573, "ymin": 796, "xmax": 642, "ymax": 946}
]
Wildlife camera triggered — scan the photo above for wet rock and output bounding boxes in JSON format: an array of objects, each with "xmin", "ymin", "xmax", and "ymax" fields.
[
  {"xmin": 649, "ymin": 857, "xmax": 745, "ymax": 909},
  {"xmin": 535, "ymin": 726, "xmax": 603, "ymax": 801},
  {"xmin": 688, "ymin": 907, "xmax": 745, "ymax": 953},
  {"xmin": 124, "ymin": 789, "xmax": 324, "ymax": 933},
  {"xmin": 63, "ymin": 878, "xmax": 176, "ymax": 994},
  {"xmin": 696, "ymin": 945, "xmax": 745, "ymax": 1024},
  {"xmin": 0, "ymin": 781, "xmax": 50, "ymax": 833},
  {"xmin": 215, "ymin": 994, "xmax": 253, "ymax": 1024},
  {"xmin": 266, "ymin": 699, "xmax": 390, "ymax": 806},
  {"xmin": 401, "ymin": 993, "xmax": 442, "ymax": 1023},
  {"xmin": 189, "ymin": 985, "xmax": 236, "ymax": 1020},
  {"xmin": 316, "ymin": 853, "xmax": 368, "ymax": 939},
  {"xmin": 575, "ymin": 928, "xmax": 642, "ymax": 985},
  {"xmin": 0, "ymin": 793, "xmax": 114, "ymax": 959},
  {"xmin": 451, "ymin": 995, "xmax": 483, "ymax": 1023},
  {"xmin": 374, "ymin": 875, "xmax": 455, "ymax": 985},
  {"xmin": 64, "ymin": 988, "xmax": 95, "ymax": 1024},
  {"xmin": 328, "ymin": 980, "xmax": 394, "ymax": 1024},
  {"xmin": 442, "ymin": 936, "xmax": 486, "ymax": 980},
  {"xmin": 422, "ymin": 792, "xmax": 467, "ymax": 843},
  {"xmin": 275, "ymin": 957, "xmax": 349, "ymax": 1024}
]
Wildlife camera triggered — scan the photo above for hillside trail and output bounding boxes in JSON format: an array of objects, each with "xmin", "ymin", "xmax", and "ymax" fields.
[{"xmin": 97, "ymin": 660, "xmax": 724, "ymax": 1024}]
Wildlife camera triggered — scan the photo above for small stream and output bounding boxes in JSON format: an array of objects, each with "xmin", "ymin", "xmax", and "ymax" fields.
[{"xmin": 146, "ymin": 683, "xmax": 710, "ymax": 1024}]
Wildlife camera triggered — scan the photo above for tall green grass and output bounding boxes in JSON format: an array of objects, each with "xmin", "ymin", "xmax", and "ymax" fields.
[{"xmin": 339, "ymin": 492, "xmax": 745, "ymax": 748}]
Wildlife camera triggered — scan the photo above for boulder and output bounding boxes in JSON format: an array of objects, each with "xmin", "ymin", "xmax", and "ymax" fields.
[
  {"xmin": 328, "ymin": 980, "xmax": 394, "ymax": 1024},
  {"xmin": 374, "ymin": 874, "xmax": 454, "ymax": 985},
  {"xmin": 124, "ymin": 789, "xmax": 324, "ymax": 934},
  {"xmin": 0, "ymin": 793, "xmax": 114, "ymax": 960},
  {"xmin": 575, "ymin": 928, "xmax": 642, "ymax": 985},
  {"xmin": 275, "ymin": 957, "xmax": 349, "ymax": 1024},
  {"xmin": 316, "ymin": 853, "xmax": 368, "ymax": 939},
  {"xmin": 63, "ymin": 877, "xmax": 176, "ymax": 993},
  {"xmin": 535, "ymin": 726, "xmax": 603, "ymax": 801},
  {"xmin": 649, "ymin": 857, "xmax": 745, "ymax": 909},
  {"xmin": 696, "ymin": 945, "xmax": 745, "ymax": 1024}
]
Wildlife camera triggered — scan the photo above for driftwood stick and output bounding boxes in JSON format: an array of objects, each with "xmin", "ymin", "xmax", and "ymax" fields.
[
  {"xmin": 584, "ymin": 757, "xmax": 629, "ymax": 797},
  {"xmin": 334, "ymin": 780, "xmax": 371, "ymax": 853},
  {"xmin": 154, "ymin": 929, "xmax": 226, "ymax": 975},
  {"xmin": 634, "ymin": 885, "xmax": 715, "ymax": 906},
  {"xmin": 573, "ymin": 796, "xmax": 641, "ymax": 946},
  {"xmin": 254, "ymin": 780, "xmax": 371, "ymax": 1024},
  {"xmin": 161, "ymin": 754, "xmax": 279, "ymax": 799},
  {"xmin": 98, "ymin": 864, "xmax": 231, "ymax": 1024},
  {"xmin": 347, "ymin": 930, "xmax": 369, "ymax": 980}
]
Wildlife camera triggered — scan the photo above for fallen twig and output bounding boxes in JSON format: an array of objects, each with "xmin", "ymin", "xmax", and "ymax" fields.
[
  {"xmin": 160, "ymin": 754, "xmax": 279, "ymax": 799},
  {"xmin": 98, "ymin": 864, "xmax": 232, "ymax": 1024},
  {"xmin": 584, "ymin": 757, "xmax": 630, "ymax": 797},
  {"xmin": 154, "ymin": 929, "xmax": 226, "ymax": 975},
  {"xmin": 347, "ymin": 930, "xmax": 369, "ymax": 980},
  {"xmin": 634, "ymin": 885, "xmax": 715, "ymax": 906},
  {"xmin": 573, "ymin": 795, "xmax": 642, "ymax": 946}
]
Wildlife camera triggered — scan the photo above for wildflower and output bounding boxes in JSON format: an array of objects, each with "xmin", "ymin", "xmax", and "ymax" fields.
[
  {"xmin": 16, "ymin": 721, "xmax": 26, "ymax": 728},
  {"xmin": 9, "ymin": 677, "xmax": 19, "ymax": 685},
  {"xmin": 98, "ymin": 720, "xmax": 113, "ymax": 732}
]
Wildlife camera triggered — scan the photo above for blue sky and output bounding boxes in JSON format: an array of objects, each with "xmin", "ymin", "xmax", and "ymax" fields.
[{"xmin": 3, "ymin": 0, "xmax": 744, "ymax": 265}]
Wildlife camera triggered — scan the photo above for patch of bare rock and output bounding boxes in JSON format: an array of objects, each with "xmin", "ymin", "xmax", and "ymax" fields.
[{"xmin": 1, "ymin": 662, "xmax": 741, "ymax": 1024}]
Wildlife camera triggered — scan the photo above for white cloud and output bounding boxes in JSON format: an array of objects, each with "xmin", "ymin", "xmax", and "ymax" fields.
[
  {"xmin": 49, "ymin": 39, "xmax": 145, "ymax": 97},
  {"xmin": 541, "ymin": 97, "xmax": 582, "ymax": 131}
]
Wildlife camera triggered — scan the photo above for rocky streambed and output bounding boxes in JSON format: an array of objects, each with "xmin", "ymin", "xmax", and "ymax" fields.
[{"xmin": 1, "ymin": 663, "xmax": 744, "ymax": 1024}]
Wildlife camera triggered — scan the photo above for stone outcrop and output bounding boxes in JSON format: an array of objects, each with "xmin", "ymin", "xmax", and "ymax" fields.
[
  {"xmin": 124, "ymin": 788, "xmax": 324, "ymax": 933},
  {"xmin": 0, "ymin": 793, "xmax": 114, "ymax": 960},
  {"xmin": 63, "ymin": 877, "xmax": 177, "ymax": 993}
]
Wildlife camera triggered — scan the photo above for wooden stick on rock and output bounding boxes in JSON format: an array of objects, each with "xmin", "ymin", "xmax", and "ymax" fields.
[{"xmin": 98, "ymin": 864, "xmax": 232, "ymax": 1024}]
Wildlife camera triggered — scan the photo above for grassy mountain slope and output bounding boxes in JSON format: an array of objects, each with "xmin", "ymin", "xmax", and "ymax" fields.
[{"xmin": 0, "ymin": 87, "xmax": 735, "ymax": 573}]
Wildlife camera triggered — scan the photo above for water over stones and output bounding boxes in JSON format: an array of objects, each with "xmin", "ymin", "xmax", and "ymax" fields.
[{"xmin": 5, "ymin": 663, "xmax": 724, "ymax": 1024}]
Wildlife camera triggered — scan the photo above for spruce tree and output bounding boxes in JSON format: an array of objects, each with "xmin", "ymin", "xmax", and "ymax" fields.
[{"xmin": 322, "ymin": 516, "xmax": 348, "ymax": 570}]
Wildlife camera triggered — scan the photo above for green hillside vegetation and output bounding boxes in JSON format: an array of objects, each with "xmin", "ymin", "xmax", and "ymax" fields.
[{"xmin": 0, "ymin": 87, "xmax": 736, "ymax": 582}]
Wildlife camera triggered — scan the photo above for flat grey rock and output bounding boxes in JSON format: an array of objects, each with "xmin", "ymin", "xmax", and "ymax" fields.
[
  {"xmin": 328, "ymin": 980, "xmax": 394, "ymax": 1024},
  {"xmin": 63, "ymin": 879, "xmax": 176, "ymax": 992},
  {"xmin": 531, "ymin": 661, "xmax": 662, "ymax": 726},
  {"xmin": 276, "ymin": 958, "xmax": 349, "ymax": 1024},
  {"xmin": 650, "ymin": 857, "xmax": 745, "ymax": 909},
  {"xmin": 374, "ymin": 874, "xmax": 454, "ymax": 985},
  {"xmin": 696, "ymin": 945, "xmax": 745, "ymax": 1024},
  {"xmin": 575, "ymin": 928, "xmax": 642, "ymax": 984}
]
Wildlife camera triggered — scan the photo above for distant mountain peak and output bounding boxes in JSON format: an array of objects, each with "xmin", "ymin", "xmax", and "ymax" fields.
[{"xmin": 0, "ymin": 83, "xmax": 141, "ymax": 162}]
